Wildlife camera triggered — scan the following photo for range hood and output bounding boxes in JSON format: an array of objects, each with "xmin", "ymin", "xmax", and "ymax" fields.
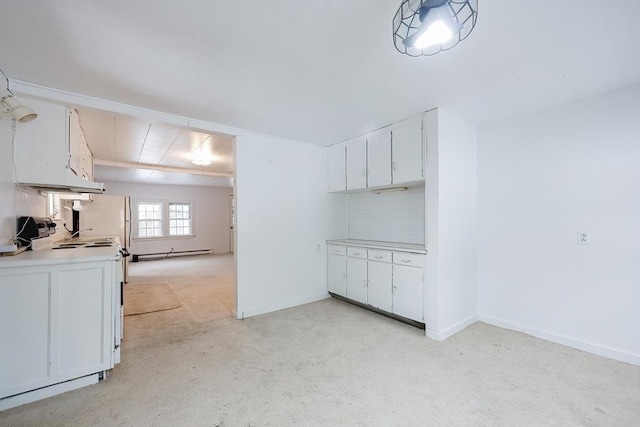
[
  {"xmin": 22, "ymin": 171, "xmax": 105, "ymax": 194},
  {"xmin": 13, "ymin": 98, "xmax": 106, "ymax": 195}
]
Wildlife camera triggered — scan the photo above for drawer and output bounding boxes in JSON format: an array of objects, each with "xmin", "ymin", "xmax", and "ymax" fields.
[
  {"xmin": 393, "ymin": 252, "xmax": 424, "ymax": 267},
  {"xmin": 327, "ymin": 245, "xmax": 346, "ymax": 256},
  {"xmin": 347, "ymin": 247, "xmax": 367, "ymax": 258},
  {"xmin": 368, "ymin": 250, "xmax": 392, "ymax": 263}
]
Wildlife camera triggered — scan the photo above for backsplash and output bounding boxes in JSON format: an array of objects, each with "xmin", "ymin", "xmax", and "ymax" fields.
[{"xmin": 348, "ymin": 186, "xmax": 425, "ymax": 244}]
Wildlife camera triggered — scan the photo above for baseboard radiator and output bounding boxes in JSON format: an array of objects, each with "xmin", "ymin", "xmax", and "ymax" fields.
[{"xmin": 131, "ymin": 249, "xmax": 213, "ymax": 262}]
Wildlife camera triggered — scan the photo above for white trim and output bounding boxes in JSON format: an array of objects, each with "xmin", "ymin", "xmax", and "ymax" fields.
[
  {"xmin": 0, "ymin": 374, "xmax": 99, "ymax": 411},
  {"xmin": 426, "ymin": 315, "xmax": 478, "ymax": 341},
  {"xmin": 479, "ymin": 315, "xmax": 640, "ymax": 366},
  {"xmin": 238, "ymin": 292, "xmax": 330, "ymax": 319},
  {"xmin": 8, "ymin": 79, "xmax": 242, "ymax": 137},
  {"xmin": 94, "ymin": 159, "xmax": 233, "ymax": 178}
]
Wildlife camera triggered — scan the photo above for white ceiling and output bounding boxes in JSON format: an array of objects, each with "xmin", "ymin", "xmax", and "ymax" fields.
[
  {"xmin": 75, "ymin": 107, "xmax": 234, "ymax": 187},
  {"xmin": 1, "ymin": 1, "xmax": 639, "ymax": 148}
]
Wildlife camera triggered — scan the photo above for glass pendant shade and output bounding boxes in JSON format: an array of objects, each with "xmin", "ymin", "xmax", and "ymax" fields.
[{"xmin": 393, "ymin": 0, "xmax": 478, "ymax": 56}]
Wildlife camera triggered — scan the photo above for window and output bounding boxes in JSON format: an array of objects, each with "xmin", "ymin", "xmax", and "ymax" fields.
[
  {"xmin": 137, "ymin": 203, "xmax": 163, "ymax": 237},
  {"xmin": 133, "ymin": 200, "xmax": 194, "ymax": 239},
  {"xmin": 169, "ymin": 203, "xmax": 191, "ymax": 236}
]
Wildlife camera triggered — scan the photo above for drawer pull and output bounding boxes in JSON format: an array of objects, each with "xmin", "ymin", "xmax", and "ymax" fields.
[
  {"xmin": 375, "ymin": 256, "xmax": 383, "ymax": 259},
  {"xmin": 401, "ymin": 259, "xmax": 412, "ymax": 263},
  {"xmin": 353, "ymin": 252, "xmax": 360, "ymax": 255}
]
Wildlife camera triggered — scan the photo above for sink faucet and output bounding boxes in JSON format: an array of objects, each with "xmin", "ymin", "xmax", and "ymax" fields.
[{"xmin": 67, "ymin": 228, "xmax": 93, "ymax": 240}]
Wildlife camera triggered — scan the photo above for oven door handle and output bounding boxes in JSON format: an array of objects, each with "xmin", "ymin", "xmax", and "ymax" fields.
[{"xmin": 120, "ymin": 248, "xmax": 130, "ymax": 258}]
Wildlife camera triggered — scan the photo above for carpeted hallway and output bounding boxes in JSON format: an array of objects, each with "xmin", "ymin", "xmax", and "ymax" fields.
[{"xmin": 1, "ymin": 254, "xmax": 639, "ymax": 426}]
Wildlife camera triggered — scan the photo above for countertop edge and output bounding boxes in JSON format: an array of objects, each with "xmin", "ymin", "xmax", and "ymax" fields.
[{"xmin": 326, "ymin": 239, "xmax": 427, "ymax": 254}]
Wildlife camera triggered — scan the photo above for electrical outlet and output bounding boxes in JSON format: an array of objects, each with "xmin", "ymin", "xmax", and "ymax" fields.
[{"xmin": 577, "ymin": 231, "xmax": 589, "ymax": 245}]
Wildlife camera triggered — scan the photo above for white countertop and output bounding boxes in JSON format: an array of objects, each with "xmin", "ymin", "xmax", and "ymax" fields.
[
  {"xmin": 0, "ymin": 239, "xmax": 121, "ymax": 268},
  {"xmin": 326, "ymin": 239, "xmax": 427, "ymax": 254}
]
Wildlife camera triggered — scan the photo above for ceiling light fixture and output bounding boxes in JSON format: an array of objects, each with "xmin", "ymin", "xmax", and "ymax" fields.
[
  {"xmin": 191, "ymin": 158, "xmax": 212, "ymax": 166},
  {"xmin": 393, "ymin": 0, "xmax": 478, "ymax": 57}
]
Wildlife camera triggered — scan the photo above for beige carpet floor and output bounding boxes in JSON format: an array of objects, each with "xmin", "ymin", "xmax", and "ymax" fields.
[
  {"xmin": 124, "ymin": 283, "xmax": 181, "ymax": 316},
  {"xmin": 1, "ymin": 253, "xmax": 639, "ymax": 426}
]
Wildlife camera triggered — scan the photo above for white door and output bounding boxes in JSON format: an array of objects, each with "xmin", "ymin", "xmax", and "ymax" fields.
[
  {"xmin": 0, "ymin": 270, "xmax": 51, "ymax": 398},
  {"xmin": 56, "ymin": 264, "xmax": 112, "ymax": 377},
  {"xmin": 392, "ymin": 120, "xmax": 423, "ymax": 184},
  {"xmin": 327, "ymin": 144, "xmax": 346, "ymax": 192},
  {"xmin": 392, "ymin": 264, "xmax": 423, "ymax": 322},
  {"xmin": 346, "ymin": 139, "xmax": 367, "ymax": 190},
  {"xmin": 327, "ymin": 254, "xmax": 347, "ymax": 297},
  {"xmin": 346, "ymin": 257, "xmax": 368, "ymax": 304},
  {"xmin": 367, "ymin": 131, "xmax": 392, "ymax": 188},
  {"xmin": 367, "ymin": 261, "xmax": 392, "ymax": 311}
]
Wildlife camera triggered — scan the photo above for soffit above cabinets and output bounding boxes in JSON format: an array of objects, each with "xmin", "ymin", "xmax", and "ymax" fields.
[{"xmin": 76, "ymin": 107, "xmax": 234, "ymax": 188}]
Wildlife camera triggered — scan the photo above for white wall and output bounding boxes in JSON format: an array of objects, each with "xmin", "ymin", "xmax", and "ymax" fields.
[
  {"xmin": 0, "ymin": 117, "xmax": 47, "ymax": 246},
  {"xmin": 425, "ymin": 109, "xmax": 478, "ymax": 340},
  {"xmin": 348, "ymin": 186, "xmax": 424, "ymax": 244},
  {"xmin": 103, "ymin": 181, "xmax": 233, "ymax": 256},
  {"xmin": 235, "ymin": 133, "xmax": 348, "ymax": 318},
  {"xmin": 477, "ymin": 85, "xmax": 640, "ymax": 364}
]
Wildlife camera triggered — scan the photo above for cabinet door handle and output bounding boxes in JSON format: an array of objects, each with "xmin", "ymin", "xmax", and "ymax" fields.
[
  {"xmin": 367, "ymin": 279, "xmax": 370, "ymax": 288},
  {"xmin": 362, "ymin": 279, "xmax": 367, "ymax": 287},
  {"xmin": 392, "ymin": 161, "xmax": 396, "ymax": 172},
  {"xmin": 353, "ymin": 252, "xmax": 360, "ymax": 256},
  {"xmin": 401, "ymin": 259, "xmax": 412, "ymax": 263},
  {"xmin": 392, "ymin": 284, "xmax": 397, "ymax": 295},
  {"xmin": 374, "ymin": 255, "xmax": 383, "ymax": 259},
  {"xmin": 342, "ymin": 273, "xmax": 346, "ymax": 282}
]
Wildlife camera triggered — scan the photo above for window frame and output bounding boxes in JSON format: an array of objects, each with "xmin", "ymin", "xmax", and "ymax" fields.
[{"xmin": 132, "ymin": 199, "xmax": 195, "ymax": 240}]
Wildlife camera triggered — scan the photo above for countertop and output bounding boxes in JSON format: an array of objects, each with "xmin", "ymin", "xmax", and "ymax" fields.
[
  {"xmin": 326, "ymin": 239, "xmax": 427, "ymax": 254},
  {"xmin": 0, "ymin": 238, "xmax": 121, "ymax": 268}
]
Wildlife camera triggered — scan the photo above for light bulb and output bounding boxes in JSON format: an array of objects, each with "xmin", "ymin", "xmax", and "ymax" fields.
[
  {"xmin": 414, "ymin": 21, "xmax": 453, "ymax": 48},
  {"xmin": 403, "ymin": 4, "xmax": 463, "ymax": 49}
]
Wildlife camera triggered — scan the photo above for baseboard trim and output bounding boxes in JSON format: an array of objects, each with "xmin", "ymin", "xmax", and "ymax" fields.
[
  {"xmin": 426, "ymin": 315, "xmax": 478, "ymax": 341},
  {"xmin": 0, "ymin": 373, "xmax": 99, "ymax": 411},
  {"xmin": 238, "ymin": 292, "xmax": 331, "ymax": 319},
  {"xmin": 479, "ymin": 315, "xmax": 640, "ymax": 366}
]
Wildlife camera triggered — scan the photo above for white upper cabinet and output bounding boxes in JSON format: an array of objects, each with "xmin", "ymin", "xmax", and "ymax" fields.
[
  {"xmin": 346, "ymin": 139, "xmax": 367, "ymax": 190},
  {"xmin": 392, "ymin": 120, "xmax": 423, "ymax": 184},
  {"xmin": 367, "ymin": 131, "xmax": 392, "ymax": 188},
  {"xmin": 326, "ymin": 114, "xmax": 425, "ymax": 193},
  {"xmin": 69, "ymin": 109, "xmax": 94, "ymax": 181},
  {"xmin": 327, "ymin": 144, "xmax": 346, "ymax": 192}
]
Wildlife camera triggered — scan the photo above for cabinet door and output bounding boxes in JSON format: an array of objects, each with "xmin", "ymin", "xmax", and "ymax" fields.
[
  {"xmin": 68, "ymin": 109, "xmax": 83, "ymax": 177},
  {"xmin": 367, "ymin": 131, "xmax": 392, "ymax": 188},
  {"xmin": 392, "ymin": 120, "xmax": 423, "ymax": 184},
  {"xmin": 346, "ymin": 257, "xmax": 368, "ymax": 304},
  {"xmin": 0, "ymin": 270, "xmax": 52, "ymax": 398},
  {"xmin": 367, "ymin": 261, "xmax": 392, "ymax": 312},
  {"xmin": 327, "ymin": 144, "xmax": 346, "ymax": 192},
  {"xmin": 327, "ymin": 254, "xmax": 347, "ymax": 297},
  {"xmin": 392, "ymin": 264, "xmax": 423, "ymax": 322},
  {"xmin": 53, "ymin": 264, "xmax": 112, "ymax": 378},
  {"xmin": 346, "ymin": 140, "xmax": 367, "ymax": 190}
]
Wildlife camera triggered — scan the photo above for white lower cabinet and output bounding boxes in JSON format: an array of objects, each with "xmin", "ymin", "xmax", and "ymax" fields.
[
  {"xmin": 327, "ymin": 243, "xmax": 424, "ymax": 323},
  {"xmin": 346, "ymin": 256, "xmax": 368, "ymax": 304},
  {"xmin": 392, "ymin": 264, "xmax": 423, "ymax": 321},
  {"xmin": 367, "ymin": 260, "xmax": 392, "ymax": 312},
  {"xmin": 327, "ymin": 252, "xmax": 347, "ymax": 297},
  {"xmin": 0, "ymin": 261, "xmax": 116, "ymax": 401}
]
